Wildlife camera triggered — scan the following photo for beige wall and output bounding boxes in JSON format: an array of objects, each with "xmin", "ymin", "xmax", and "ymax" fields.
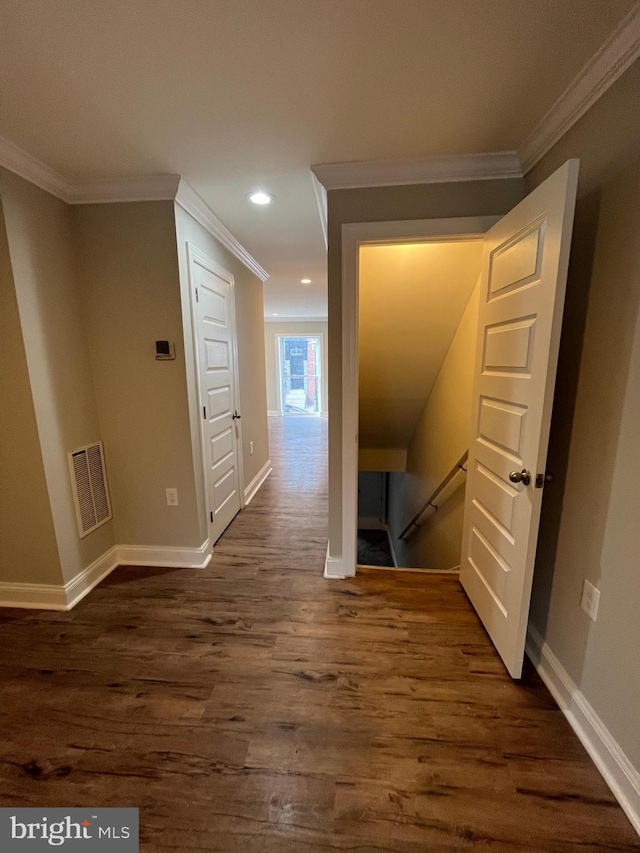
[
  {"xmin": 0, "ymin": 169, "xmax": 115, "ymax": 584},
  {"xmin": 72, "ymin": 201, "xmax": 204, "ymax": 548},
  {"xmin": 359, "ymin": 241, "xmax": 482, "ymax": 450},
  {"xmin": 264, "ymin": 321, "xmax": 328, "ymax": 415},
  {"xmin": 358, "ymin": 448, "xmax": 406, "ymax": 472},
  {"xmin": 327, "ymin": 177, "xmax": 524, "ymax": 555},
  {"xmin": 387, "ymin": 281, "xmax": 479, "ymax": 569},
  {"xmin": 174, "ymin": 204, "xmax": 269, "ymax": 522},
  {"xmin": 0, "ymin": 200, "xmax": 62, "ymax": 585},
  {"xmin": 526, "ymin": 110, "xmax": 640, "ymax": 771},
  {"xmin": 0, "ymin": 175, "xmax": 269, "ymax": 593}
]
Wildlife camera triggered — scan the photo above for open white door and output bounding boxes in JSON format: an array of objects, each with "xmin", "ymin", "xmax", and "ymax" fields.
[
  {"xmin": 189, "ymin": 245, "xmax": 243, "ymax": 546},
  {"xmin": 461, "ymin": 160, "xmax": 579, "ymax": 678}
]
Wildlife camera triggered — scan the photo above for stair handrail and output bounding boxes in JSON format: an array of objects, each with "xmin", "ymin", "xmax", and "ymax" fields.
[{"xmin": 398, "ymin": 450, "xmax": 469, "ymax": 541}]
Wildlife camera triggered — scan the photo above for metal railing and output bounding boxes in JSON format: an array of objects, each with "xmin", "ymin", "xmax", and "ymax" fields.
[{"xmin": 398, "ymin": 450, "xmax": 469, "ymax": 541}]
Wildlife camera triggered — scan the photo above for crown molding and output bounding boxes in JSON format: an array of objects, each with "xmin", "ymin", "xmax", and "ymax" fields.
[
  {"xmin": 0, "ymin": 136, "xmax": 267, "ymax": 282},
  {"xmin": 0, "ymin": 134, "xmax": 70, "ymax": 200},
  {"xmin": 311, "ymin": 151, "xmax": 523, "ymax": 191},
  {"xmin": 175, "ymin": 179, "xmax": 269, "ymax": 281},
  {"xmin": 310, "ymin": 171, "xmax": 328, "ymax": 247},
  {"xmin": 68, "ymin": 174, "xmax": 181, "ymax": 204},
  {"xmin": 519, "ymin": 3, "xmax": 640, "ymax": 172},
  {"xmin": 0, "ymin": 136, "xmax": 182, "ymax": 204}
]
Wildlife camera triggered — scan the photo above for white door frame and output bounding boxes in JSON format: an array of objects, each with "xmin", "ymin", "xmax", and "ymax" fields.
[
  {"xmin": 327, "ymin": 216, "xmax": 500, "ymax": 579},
  {"xmin": 187, "ymin": 243, "xmax": 246, "ymax": 527},
  {"xmin": 276, "ymin": 332, "xmax": 324, "ymax": 416}
]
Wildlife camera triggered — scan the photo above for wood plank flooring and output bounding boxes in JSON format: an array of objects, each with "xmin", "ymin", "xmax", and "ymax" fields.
[{"xmin": 0, "ymin": 415, "xmax": 638, "ymax": 851}]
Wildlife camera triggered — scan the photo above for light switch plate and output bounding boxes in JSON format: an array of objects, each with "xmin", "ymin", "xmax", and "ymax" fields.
[{"xmin": 581, "ymin": 579, "xmax": 600, "ymax": 622}]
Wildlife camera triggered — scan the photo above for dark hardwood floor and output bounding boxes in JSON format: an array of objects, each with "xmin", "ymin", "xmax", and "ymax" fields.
[{"xmin": 0, "ymin": 414, "xmax": 638, "ymax": 851}]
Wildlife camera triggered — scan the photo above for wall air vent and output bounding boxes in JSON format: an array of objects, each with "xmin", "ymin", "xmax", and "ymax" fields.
[{"xmin": 68, "ymin": 441, "xmax": 112, "ymax": 538}]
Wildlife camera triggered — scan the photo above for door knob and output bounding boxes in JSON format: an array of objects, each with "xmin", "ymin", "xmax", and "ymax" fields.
[
  {"xmin": 232, "ymin": 411, "xmax": 241, "ymax": 420},
  {"xmin": 509, "ymin": 468, "xmax": 531, "ymax": 486}
]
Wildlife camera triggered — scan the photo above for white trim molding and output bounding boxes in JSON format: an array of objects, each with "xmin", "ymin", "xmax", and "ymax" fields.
[
  {"xmin": 310, "ymin": 171, "xmax": 328, "ymax": 247},
  {"xmin": 65, "ymin": 546, "xmax": 120, "ymax": 608},
  {"xmin": 0, "ymin": 581, "xmax": 70, "ymax": 611},
  {"xmin": 244, "ymin": 458, "xmax": 272, "ymax": 505},
  {"xmin": 311, "ymin": 151, "xmax": 523, "ymax": 190},
  {"xmin": 324, "ymin": 543, "xmax": 351, "ymax": 580},
  {"xmin": 68, "ymin": 174, "xmax": 181, "ymax": 204},
  {"xmin": 0, "ymin": 134, "xmax": 70, "ymax": 200},
  {"xmin": 117, "ymin": 540, "xmax": 212, "ymax": 569},
  {"xmin": 519, "ymin": 4, "xmax": 640, "ymax": 171},
  {"xmin": 176, "ymin": 179, "xmax": 269, "ymax": 281},
  {"xmin": 527, "ymin": 624, "xmax": 640, "ymax": 836},
  {"xmin": 0, "ymin": 136, "xmax": 268, "ymax": 283},
  {"xmin": 0, "ymin": 540, "xmax": 213, "ymax": 610},
  {"xmin": 0, "ymin": 546, "xmax": 119, "ymax": 611},
  {"xmin": 0, "ymin": 136, "xmax": 181, "ymax": 205}
]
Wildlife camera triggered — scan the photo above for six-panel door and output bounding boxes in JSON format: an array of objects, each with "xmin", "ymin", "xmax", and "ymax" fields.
[{"xmin": 461, "ymin": 160, "xmax": 579, "ymax": 678}]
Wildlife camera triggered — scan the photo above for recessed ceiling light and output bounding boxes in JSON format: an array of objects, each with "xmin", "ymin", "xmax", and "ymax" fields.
[
  {"xmin": 249, "ymin": 191, "xmax": 274, "ymax": 205},
  {"xmin": 300, "ymin": 278, "xmax": 312, "ymax": 284},
  {"xmin": 272, "ymin": 313, "xmax": 279, "ymax": 316}
]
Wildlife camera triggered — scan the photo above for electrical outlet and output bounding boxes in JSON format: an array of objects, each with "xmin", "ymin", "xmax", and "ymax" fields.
[
  {"xmin": 166, "ymin": 488, "xmax": 179, "ymax": 507},
  {"xmin": 581, "ymin": 579, "xmax": 600, "ymax": 622},
  {"xmin": 249, "ymin": 441, "xmax": 254, "ymax": 455}
]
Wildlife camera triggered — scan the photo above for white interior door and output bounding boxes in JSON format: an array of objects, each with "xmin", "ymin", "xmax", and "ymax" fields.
[
  {"xmin": 461, "ymin": 160, "xmax": 579, "ymax": 678},
  {"xmin": 189, "ymin": 246, "xmax": 243, "ymax": 546}
]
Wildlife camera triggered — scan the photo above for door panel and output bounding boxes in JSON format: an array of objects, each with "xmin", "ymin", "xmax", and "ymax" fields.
[
  {"xmin": 461, "ymin": 160, "xmax": 579, "ymax": 678},
  {"xmin": 190, "ymin": 247, "xmax": 242, "ymax": 546}
]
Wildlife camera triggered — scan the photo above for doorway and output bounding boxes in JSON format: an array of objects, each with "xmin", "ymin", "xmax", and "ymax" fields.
[
  {"xmin": 278, "ymin": 335, "xmax": 323, "ymax": 415},
  {"xmin": 357, "ymin": 239, "xmax": 484, "ymax": 571},
  {"xmin": 328, "ymin": 159, "xmax": 579, "ymax": 679}
]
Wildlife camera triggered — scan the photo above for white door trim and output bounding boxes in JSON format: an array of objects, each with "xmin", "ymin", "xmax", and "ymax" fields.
[
  {"xmin": 331, "ymin": 216, "xmax": 500, "ymax": 579},
  {"xmin": 186, "ymin": 243, "xmax": 246, "ymax": 530}
]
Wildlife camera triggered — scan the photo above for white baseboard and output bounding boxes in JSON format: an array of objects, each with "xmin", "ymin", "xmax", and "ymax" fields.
[
  {"xmin": 0, "ymin": 580, "xmax": 70, "ymax": 610},
  {"xmin": 116, "ymin": 539, "xmax": 212, "ymax": 569},
  {"xmin": 0, "ymin": 539, "xmax": 212, "ymax": 611},
  {"xmin": 324, "ymin": 543, "xmax": 355, "ymax": 579},
  {"xmin": 65, "ymin": 545, "xmax": 120, "ymax": 609},
  {"xmin": 0, "ymin": 546, "xmax": 120, "ymax": 611},
  {"xmin": 267, "ymin": 410, "xmax": 281, "ymax": 417},
  {"xmin": 527, "ymin": 624, "xmax": 640, "ymax": 836},
  {"xmin": 244, "ymin": 458, "xmax": 272, "ymax": 505}
]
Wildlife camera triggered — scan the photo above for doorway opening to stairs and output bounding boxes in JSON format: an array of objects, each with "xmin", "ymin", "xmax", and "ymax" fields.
[
  {"xmin": 336, "ymin": 160, "xmax": 579, "ymax": 678},
  {"xmin": 357, "ymin": 239, "xmax": 483, "ymax": 571}
]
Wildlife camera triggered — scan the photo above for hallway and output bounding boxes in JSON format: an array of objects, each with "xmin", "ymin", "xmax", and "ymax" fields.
[{"xmin": 0, "ymin": 416, "xmax": 637, "ymax": 851}]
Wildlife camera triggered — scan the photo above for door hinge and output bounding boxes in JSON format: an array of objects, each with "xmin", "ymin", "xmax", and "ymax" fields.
[
  {"xmin": 210, "ymin": 510, "xmax": 213, "ymax": 523},
  {"xmin": 203, "ymin": 406, "xmax": 206, "ymax": 420},
  {"xmin": 195, "ymin": 287, "xmax": 199, "ymax": 302}
]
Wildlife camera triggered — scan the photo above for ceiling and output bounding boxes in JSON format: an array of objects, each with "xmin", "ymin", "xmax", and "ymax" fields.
[
  {"xmin": 0, "ymin": 1, "xmax": 635, "ymax": 318},
  {"xmin": 359, "ymin": 241, "xmax": 483, "ymax": 449}
]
